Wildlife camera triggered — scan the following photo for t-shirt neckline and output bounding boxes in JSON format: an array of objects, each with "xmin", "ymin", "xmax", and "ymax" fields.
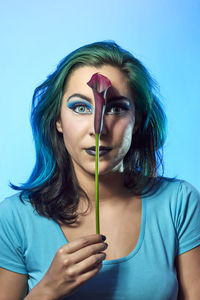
[{"xmin": 55, "ymin": 195, "xmax": 146, "ymax": 265}]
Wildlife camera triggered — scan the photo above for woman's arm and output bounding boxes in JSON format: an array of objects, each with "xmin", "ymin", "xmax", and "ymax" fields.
[
  {"xmin": 176, "ymin": 245, "xmax": 200, "ymax": 299},
  {"xmin": 0, "ymin": 267, "xmax": 28, "ymax": 300},
  {"xmin": 0, "ymin": 234, "xmax": 106, "ymax": 300},
  {"xmin": 0, "ymin": 268, "xmax": 50, "ymax": 300}
]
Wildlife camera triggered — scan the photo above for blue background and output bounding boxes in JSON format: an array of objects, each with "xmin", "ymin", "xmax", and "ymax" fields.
[{"xmin": 0, "ymin": 0, "xmax": 199, "ymax": 200}]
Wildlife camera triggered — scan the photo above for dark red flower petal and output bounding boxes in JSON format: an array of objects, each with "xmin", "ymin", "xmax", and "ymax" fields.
[{"xmin": 87, "ymin": 73, "xmax": 111, "ymax": 134}]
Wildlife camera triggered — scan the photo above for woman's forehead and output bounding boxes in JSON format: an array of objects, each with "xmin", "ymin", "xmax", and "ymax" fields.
[{"xmin": 64, "ymin": 65, "xmax": 132, "ymax": 99}]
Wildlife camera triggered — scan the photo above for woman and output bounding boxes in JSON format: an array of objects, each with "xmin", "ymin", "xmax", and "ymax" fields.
[{"xmin": 0, "ymin": 41, "xmax": 200, "ymax": 300}]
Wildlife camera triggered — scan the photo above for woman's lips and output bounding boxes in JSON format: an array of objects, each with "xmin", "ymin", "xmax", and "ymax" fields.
[{"xmin": 85, "ymin": 147, "xmax": 112, "ymax": 157}]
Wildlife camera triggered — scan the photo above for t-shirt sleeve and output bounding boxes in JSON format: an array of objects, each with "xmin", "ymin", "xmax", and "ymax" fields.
[
  {"xmin": 0, "ymin": 197, "xmax": 27, "ymax": 274},
  {"xmin": 175, "ymin": 181, "xmax": 200, "ymax": 255}
]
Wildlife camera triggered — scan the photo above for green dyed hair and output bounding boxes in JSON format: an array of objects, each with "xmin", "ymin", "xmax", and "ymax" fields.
[{"xmin": 12, "ymin": 40, "xmax": 167, "ymax": 224}]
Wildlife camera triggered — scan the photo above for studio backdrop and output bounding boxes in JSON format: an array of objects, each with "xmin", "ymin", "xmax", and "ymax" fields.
[{"xmin": 0, "ymin": 0, "xmax": 199, "ymax": 201}]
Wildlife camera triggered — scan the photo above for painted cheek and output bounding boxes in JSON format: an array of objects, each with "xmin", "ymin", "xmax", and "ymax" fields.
[{"xmin": 120, "ymin": 122, "xmax": 134, "ymax": 147}]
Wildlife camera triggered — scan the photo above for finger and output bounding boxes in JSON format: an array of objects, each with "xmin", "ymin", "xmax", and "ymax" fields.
[
  {"xmin": 68, "ymin": 263, "xmax": 103, "ymax": 294},
  {"xmin": 78, "ymin": 262, "xmax": 102, "ymax": 285},
  {"xmin": 70, "ymin": 242, "xmax": 108, "ymax": 264},
  {"xmin": 69, "ymin": 252, "xmax": 106, "ymax": 277},
  {"xmin": 64, "ymin": 234, "xmax": 105, "ymax": 254}
]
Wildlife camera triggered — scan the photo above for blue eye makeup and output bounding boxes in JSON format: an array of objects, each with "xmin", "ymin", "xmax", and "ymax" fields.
[
  {"xmin": 67, "ymin": 97, "xmax": 131, "ymax": 116},
  {"xmin": 105, "ymin": 101, "xmax": 130, "ymax": 115},
  {"xmin": 67, "ymin": 100, "xmax": 94, "ymax": 114}
]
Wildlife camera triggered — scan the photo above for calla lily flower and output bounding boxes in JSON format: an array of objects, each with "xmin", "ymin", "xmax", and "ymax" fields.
[
  {"xmin": 87, "ymin": 73, "xmax": 111, "ymax": 134},
  {"xmin": 87, "ymin": 73, "xmax": 111, "ymax": 234}
]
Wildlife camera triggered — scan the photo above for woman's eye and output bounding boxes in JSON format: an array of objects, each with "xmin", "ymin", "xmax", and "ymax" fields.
[
  {"xmin": 105, "ymin": 104, "xmax": 130, "ymax": 115},
  {"xmin": 67, "ymin": 102, "xmax": 93, "ymax": 114},
  {"xmin": 74, "ymin": 104, "xmax": 91, "ymax": 114}
]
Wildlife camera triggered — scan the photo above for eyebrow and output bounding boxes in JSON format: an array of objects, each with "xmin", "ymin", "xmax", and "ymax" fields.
[{"xmin": 67, "ymin": 93, "xmax": 130, "ymax": 103}]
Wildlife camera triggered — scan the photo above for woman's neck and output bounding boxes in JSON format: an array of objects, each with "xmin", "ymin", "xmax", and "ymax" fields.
[{"xmin": 73, "ymin": 165, "xmax": 130, "ymax": 207}]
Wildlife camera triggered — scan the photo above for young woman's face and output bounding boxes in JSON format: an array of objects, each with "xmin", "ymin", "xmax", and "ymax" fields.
[{"xmin": 56, "ymin": 65, "xmax": 136, "ymax": 176}]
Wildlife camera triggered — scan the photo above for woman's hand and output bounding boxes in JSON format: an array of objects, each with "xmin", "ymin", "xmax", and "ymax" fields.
[{"xmin": 27, "ymin": 234, "xmax": 107, "ymax": 300}]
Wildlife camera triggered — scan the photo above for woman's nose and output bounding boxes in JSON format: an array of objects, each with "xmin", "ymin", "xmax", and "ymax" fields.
[
  {"xmin": 100, "ymin": 115, "xmax": 108, "ymax": 136},
  {"xmin": 89, "ymin": 114, "xmax": 108, "ymax": 136}
]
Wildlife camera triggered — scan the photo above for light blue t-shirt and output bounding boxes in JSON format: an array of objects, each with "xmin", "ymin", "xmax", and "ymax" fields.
[{"xmin": 0, "ymin": 178, "xmax": 200, "ymax": 299}]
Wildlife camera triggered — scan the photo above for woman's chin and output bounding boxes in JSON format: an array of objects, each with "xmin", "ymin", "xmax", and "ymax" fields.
[{"xmin": 85, "ymin": 162, "xmax": 123, "ymax": 176}]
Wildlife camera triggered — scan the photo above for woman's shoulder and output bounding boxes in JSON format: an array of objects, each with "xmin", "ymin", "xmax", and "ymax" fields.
[
  {"xmin": 1, "ymin": 192, "xmax": 30, "ymax": 207},
  {"xmin": 0, "ymin": 192, "xmax": 35, "ymax": 222},
  {"xmin": 146, "ymin": 177, "xmax": 200, "ymax": 215},
  {"xmin": 156, "ymin": 178, "xmax": 200, "ymax": 255},
  {"xmin": 164, "ymin": 177, "xmax": 199, "ymax": 198},
  {"xmin": 147, "ymin": 176, "xmax": 200, "ymax": 199}
]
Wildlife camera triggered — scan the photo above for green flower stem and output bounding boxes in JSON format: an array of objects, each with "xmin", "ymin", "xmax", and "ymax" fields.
[{"xmin": 95, "ymin": 133, "xmax": 100, "ymax": 234}]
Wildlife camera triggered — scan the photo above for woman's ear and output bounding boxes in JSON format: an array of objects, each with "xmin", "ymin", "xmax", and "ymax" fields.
[{"xmin": 56, "ymin": 120, "xmax": 63, "ymax": 133}]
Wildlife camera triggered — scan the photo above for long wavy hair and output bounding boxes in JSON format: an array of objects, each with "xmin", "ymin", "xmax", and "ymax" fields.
[{"xmin": 11, "ymin": 40, "xmax": 167, "ymax": 225}]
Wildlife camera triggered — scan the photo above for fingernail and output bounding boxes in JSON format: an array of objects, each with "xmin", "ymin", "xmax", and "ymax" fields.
[{"xmin": 101, "ymin": 235, "xmax": 106, "ymax": 241}]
